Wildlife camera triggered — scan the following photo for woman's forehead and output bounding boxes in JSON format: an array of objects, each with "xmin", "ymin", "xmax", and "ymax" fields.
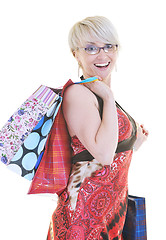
[{"xmin": 79, "ymin": 36, "xmax": 110, "ymax": 47}]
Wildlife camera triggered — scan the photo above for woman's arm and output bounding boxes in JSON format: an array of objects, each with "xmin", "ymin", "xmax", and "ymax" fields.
[{"xmin": 62, "ymin": 81, "xmax": 118, "ymax": 165}]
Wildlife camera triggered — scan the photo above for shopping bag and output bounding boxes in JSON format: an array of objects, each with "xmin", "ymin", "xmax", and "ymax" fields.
[
  {"xmin": 28, "ymin": 80, "xmax": 73, "ymax": 195},
  {"xmin": 0, "ymin": 77, "xmax": 98, "ymax": 195},
  {"xmin": 122, "ymin": 195, "xmax": 147, "ymax": 240},
  {"xmin": 0, "ymin": 85, "xmax": 61, "ymax": 181}
]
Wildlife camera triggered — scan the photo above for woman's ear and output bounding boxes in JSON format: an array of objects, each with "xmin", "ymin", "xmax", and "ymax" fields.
[
  {"xmin": 72, "ymin": 50, "xmax": 76, "ymax": 57},
  {"xmin": 73, "ymin": 50, "xmax": 82, "ymax": 71},
  {"xmin": 74, "ymin": 50, "xmax": 80, "ymax": 62}
]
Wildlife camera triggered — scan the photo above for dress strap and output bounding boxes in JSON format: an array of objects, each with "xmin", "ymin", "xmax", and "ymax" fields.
[
  {"xmin": 72, "ymin": 150, "xmax": 94, "ymax": 164},
  {"xmin": 115, "ymin": 101, "xmax": 137, "ymax": 153}
]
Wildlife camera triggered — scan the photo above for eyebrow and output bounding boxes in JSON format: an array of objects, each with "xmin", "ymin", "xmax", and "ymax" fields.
[
  {"xmin": 86, "ymin": 42, "xmax": 110, "ymax": 45},
  {"xmin": 86, "ymin": 42, "xmax": 96, "ymax": 45}
]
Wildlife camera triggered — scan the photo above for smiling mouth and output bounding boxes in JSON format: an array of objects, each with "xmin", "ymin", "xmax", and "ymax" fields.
[{"xmin": 94, "ymin": 62, "xmax": 110, "ymax": 68}]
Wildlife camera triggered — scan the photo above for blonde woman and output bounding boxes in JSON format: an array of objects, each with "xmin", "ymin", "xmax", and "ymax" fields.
[{"xmin": 47, "ymin": 16, "xmax": 148, "ymax": 240}]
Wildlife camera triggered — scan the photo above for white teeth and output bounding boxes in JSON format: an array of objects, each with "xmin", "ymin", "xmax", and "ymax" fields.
[{"xmin": 95, "ymin": 62, "xmax": 110, "ymax": 67}]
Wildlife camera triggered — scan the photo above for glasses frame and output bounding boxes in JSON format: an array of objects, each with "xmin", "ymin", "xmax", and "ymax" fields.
[{"xmin": 77, "ymin": 44, "xmax": 119, "ymax": 55}]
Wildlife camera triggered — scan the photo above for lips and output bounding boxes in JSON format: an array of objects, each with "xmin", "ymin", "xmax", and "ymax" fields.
[{"xmin": 94, "ymin": 62, "xmax": 110, "ymax": 68}]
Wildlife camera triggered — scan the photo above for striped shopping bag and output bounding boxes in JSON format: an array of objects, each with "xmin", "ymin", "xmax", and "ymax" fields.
[
  {"xmin": 28, "ymin": 80, "xmax": 73, "ymax": 195},
  {"xmin": 123, "ymin": 195, "xmax": 147, "ymax": 240}
]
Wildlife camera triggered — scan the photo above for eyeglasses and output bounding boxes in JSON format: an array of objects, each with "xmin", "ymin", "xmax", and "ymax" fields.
[{"xmin": 77, "ymin": 44, "xmax": 118, "ymax": 55}]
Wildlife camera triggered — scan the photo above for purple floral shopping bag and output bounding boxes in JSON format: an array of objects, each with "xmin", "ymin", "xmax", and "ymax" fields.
[{"xmin": 0, "ymin": 85, "xmax": 62, "ymax": 181}]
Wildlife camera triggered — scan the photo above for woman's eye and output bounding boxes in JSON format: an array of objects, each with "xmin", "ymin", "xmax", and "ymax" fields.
[
  {"xmin": 85, "ymin": 45, "xmax": 97, "ymax": 51},
  {"xmin": 105, "ymin": 44, "xmax": 113, "ymax": 50}
]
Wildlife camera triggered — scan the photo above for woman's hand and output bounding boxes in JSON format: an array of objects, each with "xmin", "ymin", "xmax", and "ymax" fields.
[
  {"xmin": 84, "ymin": 77, "xmax": 113, "ymax": 101},
  {"xmin": 134, "ymin": 124, "xmax": 149, "ymax": 151}
]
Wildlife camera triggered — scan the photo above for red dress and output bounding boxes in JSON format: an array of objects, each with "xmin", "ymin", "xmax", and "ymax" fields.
[{"xmin": 47, "ymin": 103, "xmax": 137, "ymax": 240}]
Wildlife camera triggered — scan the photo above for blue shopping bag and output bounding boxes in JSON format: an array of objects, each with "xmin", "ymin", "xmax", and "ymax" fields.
[{"xmin": 123, "ymin": 195, "xmax": 147, "ymax": 240}]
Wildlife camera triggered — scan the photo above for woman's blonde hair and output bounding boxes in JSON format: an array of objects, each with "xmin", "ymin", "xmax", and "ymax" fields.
[{"xmin": 68, "ymin": 16, "xmax": 120, "ymax": 54}]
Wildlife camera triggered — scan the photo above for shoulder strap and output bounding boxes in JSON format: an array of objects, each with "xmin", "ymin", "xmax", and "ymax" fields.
[{"xmin": 94, "ymin": 94, "xmax": 103, "ymax": 119}]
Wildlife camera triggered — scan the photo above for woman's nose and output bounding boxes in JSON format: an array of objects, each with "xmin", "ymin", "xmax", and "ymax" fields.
[{"xmin": 97, "ymin": 48, "xmax": 108, "ymax": 58}]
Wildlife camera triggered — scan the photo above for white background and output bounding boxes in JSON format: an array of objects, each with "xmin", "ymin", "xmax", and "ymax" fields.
[{"xmin": 0, "ymin": 0, "xmax": 165, "ymax": 239}]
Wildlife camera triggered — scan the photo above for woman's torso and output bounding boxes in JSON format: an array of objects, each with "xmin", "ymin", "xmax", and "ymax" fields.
[
  {"xmin": 49, "ymin": 90, "xmax": 137, "ymax": 239},
  {"xmin": 68, "ymin": 101, "xmax": 136, "ymax": 210}
]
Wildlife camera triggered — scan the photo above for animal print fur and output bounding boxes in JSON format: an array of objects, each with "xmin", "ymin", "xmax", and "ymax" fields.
[{"xmin": 67, "ymin": 159, "xmax": 102, "ymax": 210}]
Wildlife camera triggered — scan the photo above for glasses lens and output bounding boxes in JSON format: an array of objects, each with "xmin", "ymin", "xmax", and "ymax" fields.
[
  {"xmin": 104, "ymin": 44, "xmax": 114, "ymax": 52},
  {"xmin": 85, "ymin": 45, "xmax": 98, "ymax": 54}
]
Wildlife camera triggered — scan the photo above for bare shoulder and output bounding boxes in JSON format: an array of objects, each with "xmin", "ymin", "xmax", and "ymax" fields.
[
  {"xmin": 62, "ymin": 83, "xmax": 101, "ymax": 137},
  {"xmin": 63, "ymin": 84, "xmax": 98, "ymax": 105}
]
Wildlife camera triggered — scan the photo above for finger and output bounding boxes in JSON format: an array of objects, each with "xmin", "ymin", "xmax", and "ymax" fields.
[
  {"xmin": 95, "ymin": 76, "xmax": 102, "ymax": 81},
  {"xmin": 140, "ymin": 124, "xmax": 149, "ymax": 135},
  {"xmin": 143, "ymin": 129, "xmax": 149, "ymax": 136}
]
